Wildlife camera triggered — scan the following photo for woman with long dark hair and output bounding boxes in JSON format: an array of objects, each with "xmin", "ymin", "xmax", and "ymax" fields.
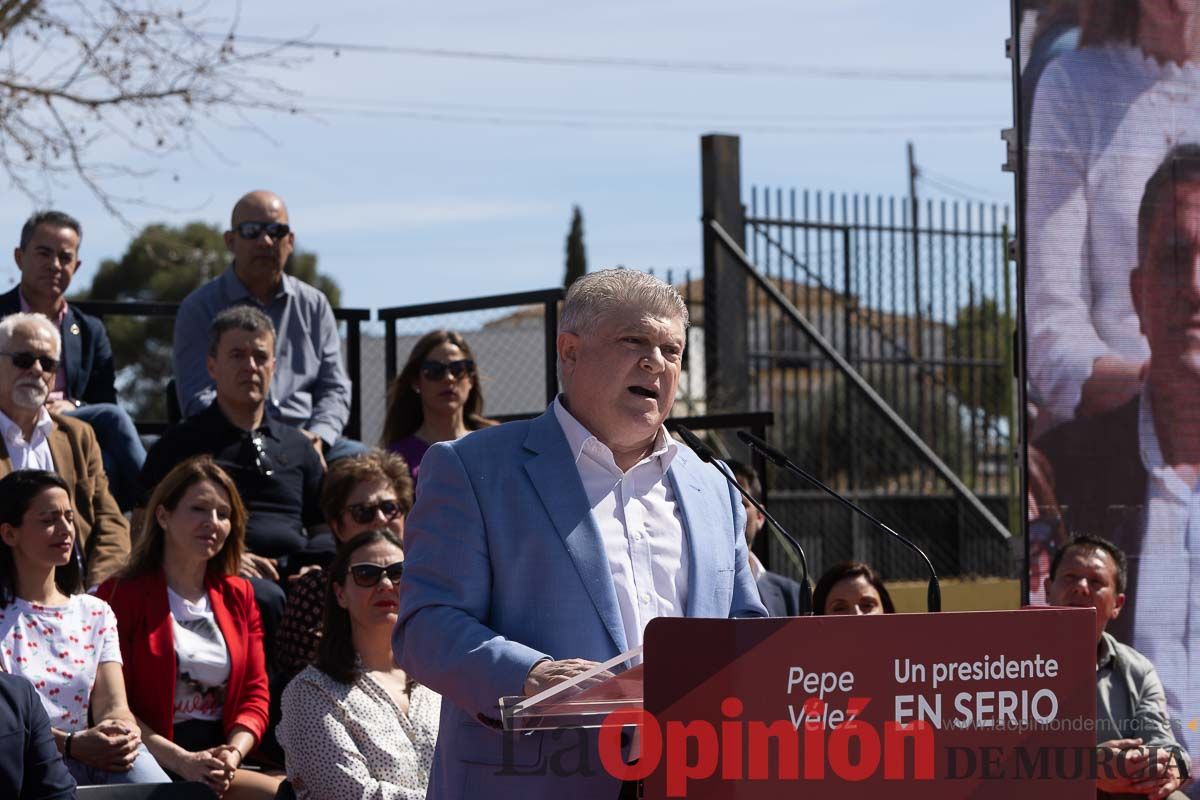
[
  {"xmin": 96, "ymin": 456, "xmax": 280, "ymax": 799},
  {"xmin": 812, "ymin": 561, "xmax": 896, "ymax": 616},
  {"xmin": 380, "ymin": 330, "xmax": 494, "ymax": 480},
  {"xmin": 279, "ymin": 529, "xmax": 439, "ymax": 799},
  {"xmin": 0, "ymin": 469, "xmax": 169, "ymax": 786}
]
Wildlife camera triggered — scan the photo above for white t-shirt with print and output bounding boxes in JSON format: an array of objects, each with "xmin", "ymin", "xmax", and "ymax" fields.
[
  {"xmin": 168, "ymin": 587, "xmax": 230, "ymax": 723},
  {"xmin": 0, "ymin": 594, "xmax": 122, "ymax": 732}
]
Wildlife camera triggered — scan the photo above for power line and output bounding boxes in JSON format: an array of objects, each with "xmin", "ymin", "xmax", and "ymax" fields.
[
  {"xmin": 304, "ymin": 94, "xmax": 1006, "ymax": 125},
  {"xmin": 215, "ymin": 32, "xmax": 1008, "ymax": 84},
  {"xmin": 304, "ymin": 102, "xmax": 1000, "ymax": 135}
]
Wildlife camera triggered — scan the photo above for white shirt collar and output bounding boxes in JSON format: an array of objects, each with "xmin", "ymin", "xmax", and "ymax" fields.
[
  {"xmin": 0, "ymin": 406, "xmax": 53, "ymax": 448},
  {"xmin": 1137, "ymin": 384, "xmax": 1196, "ymax": 498},
  {"xmin": 748, "ymin": 550, "xmax": 765, "ymax": 581},
  {"xmin": 552, "ymin": 396, "xmax": 677, "ymax": 474}
]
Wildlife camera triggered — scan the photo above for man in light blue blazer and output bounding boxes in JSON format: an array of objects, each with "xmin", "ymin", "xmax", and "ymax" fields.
[{"xmin": 394, "ymin": 268, "xmax": 767, "ymax": 800}]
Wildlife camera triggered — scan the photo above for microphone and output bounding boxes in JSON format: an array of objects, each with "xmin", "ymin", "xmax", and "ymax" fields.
[
  {"xmin": 675, "ymin": 426, "xmax": 812, "ymax": 615},
  {"xmin": 737, "ymin": 430, "xmax": 941, "ymax": 613}
]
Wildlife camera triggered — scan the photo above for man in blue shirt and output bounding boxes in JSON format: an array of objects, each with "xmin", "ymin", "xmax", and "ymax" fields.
[{"xmin": 173, "ymin": 190, "xmax": 360, "ymax": 462}]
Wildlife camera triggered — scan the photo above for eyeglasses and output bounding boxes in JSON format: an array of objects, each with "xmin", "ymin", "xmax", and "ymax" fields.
[
  {"xmin": 234, "ymin": 221, "xmax": 291, "ymax": 241},
  {"xmin": 0, "ymin": 351, "xmax": 58, "ymax": 372},
  {"xmin": 347, "ymin": 561, "xmax": 404, "ymax": 588},
  {"xmin": 244, "ymin": 432, "xmax": 275, "ymax": 477},
  {"xmin": 344, "ymin": 500, "xmax": 404, "ymax": 525},
  {"xmin": 419, "ymin": 359, "xmax": 474, "ymax": 381}
]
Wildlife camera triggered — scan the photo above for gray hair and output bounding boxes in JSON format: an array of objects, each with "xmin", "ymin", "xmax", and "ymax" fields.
[
  {"xmin": 208, "ymin": 305, "xmax": 276, "ymax": 357},
  {"xmin": 20, "ymin": 210, "xmax": 82, "ymax": 251},
  {"xmin": 0, "ymin": 313, "xmax": 61, "ymax": 357},
  {"xmin": 559, "ymin": 269, "xmax": 688, "ymax": 337}
]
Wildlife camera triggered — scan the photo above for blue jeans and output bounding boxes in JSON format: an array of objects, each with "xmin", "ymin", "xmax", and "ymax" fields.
[
  {"xmin": 66, "ymin": 403, "xmax": 147, "ymax": 512},
  {"xmin": 65, "ymin": 742, "xmax": 171, "ymax": 786},
  {"xmin": 326, "ymin": 437, "xmax": 368, "ymax": 463}
]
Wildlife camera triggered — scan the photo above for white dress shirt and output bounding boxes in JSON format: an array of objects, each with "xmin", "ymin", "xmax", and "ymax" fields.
[
  {"xmin": 1026, "ymin": 44, "xmax": 1200, "ymax": 425},
  {"xmin": 553, "ymin": 398, "xmax": 689, "ymax": 653},
  {"xmin": 0, "ymin": 407, "xmax": 55, "ymax": 471},
  {"xmin": 1132, "ymin": 386, "xmax": 1200, "ymax": 759}
]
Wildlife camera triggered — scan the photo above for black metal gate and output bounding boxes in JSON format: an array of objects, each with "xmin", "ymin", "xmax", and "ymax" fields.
[{"xmin": 702, "ymin": 134, "xmax": 1016, "ymax": 582}]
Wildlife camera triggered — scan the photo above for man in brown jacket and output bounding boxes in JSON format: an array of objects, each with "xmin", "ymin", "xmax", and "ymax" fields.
[{"xmin": 0, "ymin": 312, "xmax": 129, "ymax": 585}]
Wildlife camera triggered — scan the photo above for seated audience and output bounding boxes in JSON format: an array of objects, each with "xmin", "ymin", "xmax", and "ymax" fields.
[
  {"xmin": 381, "ymin": 330, "xmax": 494, "ymax": 480},
  {"xmin": 726, "ymin": 460, "xmax": 803, "ymax": 616},
  {"xmin": 812, "ymin": 561, "xmax": 895, "ymax": 616},
  {"xmin": 6, "ymin": 210, "xmax": 146, "ymax": 511},
  {"xmin": 279, "ymin": 530, "xmax": 439, "ymax": 799},
  {"xmin": 97, "ymin": 457, "xmax": 281, "ymax": 799},
  {"xmin": 1045, "ymin": 534, "xmax": 1190, "ymax": 800},
  {"xmin": 0, "ymin": 470, "xmax": 168, "ymax": 786},
  {"xmin": 0, "ymin": 671, "xmax": 75, "ymax": 799},
  {"xmin": 0, "ymin": 312, "xmax": 129, "ymax": 587},
  {"xmin": 275, "ymin": 449, "xmax": 413, "ymax": 684},
  {"xmin": 173, "ymin": 190, "xmax": 363, "ymax": 462},
  {"xmin": 142, "ymin": 306, "xmax": 326, "ymax": 650}
]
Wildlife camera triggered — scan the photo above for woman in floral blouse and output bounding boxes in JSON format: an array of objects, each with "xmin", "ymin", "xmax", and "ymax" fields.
[{"xmin": 279, "ymin": 529, "xmax": 439, "ymax": 799}]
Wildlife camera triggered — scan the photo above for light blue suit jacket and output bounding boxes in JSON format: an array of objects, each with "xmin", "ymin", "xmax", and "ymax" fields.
[{"xmin": 393, "ymin": 409, "xmax": 767, "ymax": 800}]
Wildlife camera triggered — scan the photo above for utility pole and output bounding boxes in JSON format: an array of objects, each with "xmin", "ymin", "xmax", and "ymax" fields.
[
  {"xmin": 908, "ymin": 141, "xmax": 926, "ymax": 443},
  {"xmin": 908, "ymin": 141, "xmax": 923, "ymax": 361}
]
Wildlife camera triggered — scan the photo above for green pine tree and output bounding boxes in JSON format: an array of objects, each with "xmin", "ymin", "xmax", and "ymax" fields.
[{"xmin": 564, "ymin": 206, "xmax": 587, "ymax": 288}]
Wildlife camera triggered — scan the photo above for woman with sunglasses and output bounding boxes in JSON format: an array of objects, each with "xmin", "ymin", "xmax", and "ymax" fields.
[
  {"xmin": 96, "ymin": 456, "xmax": 281, "ymax": 799},
  {"xmin": 0, "ymin": 470, "xmax": 170, "ymax": 787},
  {"xmin": 380, "ymin": 330, "xmax": 495, "ymax": 481},
  {"xmin": 279, "ymin": 529, "xmax": 439, "ymax": 799},
  {"xmin": 274, "ymin": 450, "xmax": 413, "ymax": 687}
]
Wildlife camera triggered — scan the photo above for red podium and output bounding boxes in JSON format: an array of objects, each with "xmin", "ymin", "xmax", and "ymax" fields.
[{"xmin": 503, "ymin": 608, "xmax": 1097, "ymax": 799}]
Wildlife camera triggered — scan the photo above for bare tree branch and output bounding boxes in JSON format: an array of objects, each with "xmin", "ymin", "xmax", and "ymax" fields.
[{"xmin": 0, "ymin": 0, "xmax": 302, "ymax": 221}]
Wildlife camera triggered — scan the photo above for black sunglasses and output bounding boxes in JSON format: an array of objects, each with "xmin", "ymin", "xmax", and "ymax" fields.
[
  {"xmin": 244, "ymin": 432, "xmax": 275, "ymax": 477},
  {"xmin": 234, "ymin": 221, "xmax": 291, "ymax": 241},
  {"xmin": 0, "ymin": 351, "xmax": 58, "ymax": 372},
  {"xmin": 420, "ymin": 359, "xmax": 474, "ymax": 381},
  {"xmin": 348, "ymin": 561, "xmax": 404, "ymax": 588},
  {"xmin": 344, "ymin": 500, "xmax": 403, "ymax": 525}
]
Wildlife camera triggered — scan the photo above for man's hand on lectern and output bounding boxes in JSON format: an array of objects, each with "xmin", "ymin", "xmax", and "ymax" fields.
[{"xmin": 523, "ymin": 658, "xmax": 611, "ymax": 696}]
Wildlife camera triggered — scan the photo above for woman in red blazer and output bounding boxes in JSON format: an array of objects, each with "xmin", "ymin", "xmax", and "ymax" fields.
[{"xmin": 96, "ymin": 456, "xmax": 279, "ymax": 799}]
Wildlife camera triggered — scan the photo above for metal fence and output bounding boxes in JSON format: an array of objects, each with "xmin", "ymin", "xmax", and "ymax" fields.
[
  {"xmin": 700, "ymin": 135, "xmax": 1017, "ymax": 582},
  {"xmin": 74, "ymin": 300, "xmax": 371, "ymax": 439}
]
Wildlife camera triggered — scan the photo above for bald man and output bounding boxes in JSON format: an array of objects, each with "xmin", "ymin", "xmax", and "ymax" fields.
[{"xmin": 172, "ymin": 191, "xmax": 355, "ymax": 459}]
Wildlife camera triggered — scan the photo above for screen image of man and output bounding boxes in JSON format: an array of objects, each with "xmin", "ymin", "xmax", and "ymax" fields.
[
  {"xmin": 1037, "ymin": 144, "xmax": 1200, "ymax": 771},
  {"xmin": 1044, "ymin": 535, "xmax": 1189, "ymax": 800},
  {"xmin": 393, "ymin": 268, "xmax": 767, "ymax": 800}
]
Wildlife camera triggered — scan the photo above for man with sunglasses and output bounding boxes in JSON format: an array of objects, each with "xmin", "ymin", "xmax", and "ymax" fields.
[
  {"xmin": 0, "ymin": 312, "xmax": 129, "ymax": 587},
  {"xmin": 144, "ymin": 306, "xmax": 327, "ymax": 653},
  {"xmin": 3, "ymin": 211, "xmax": 147, "ymax": 512},
  {"xmin": 172, "ymin": 190, "xmax": 359, "ymax": 463},
  {"xmin": 395, "ymin": 269, "xmax": 766, "ymax": 800}
]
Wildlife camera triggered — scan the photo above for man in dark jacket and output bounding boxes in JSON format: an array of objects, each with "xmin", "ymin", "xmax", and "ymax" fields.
[
  {"xmin": 0, "ymin": 672, "xmax": 75, "ymax": 799},
  {"xmin": 7, "ymin": 210, "xmax": 145, "ymax": 510},
  {"xmin": 728, "ymin": 461, "xmax": 803, "ymax": 617}
]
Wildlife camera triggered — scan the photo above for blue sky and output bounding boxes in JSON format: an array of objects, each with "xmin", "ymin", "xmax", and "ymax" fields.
[{"xmin": 0, "ymin": 0, "xmax": 1015, "ymax": 310}]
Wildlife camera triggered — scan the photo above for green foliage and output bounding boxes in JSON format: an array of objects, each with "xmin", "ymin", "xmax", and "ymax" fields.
[
  {"xmin": 563, "ymin": 205, "xmax": 587, "ymax": 288},
  {"xmin": 947, "ymin": 296, "xmax": 1013, "ymax": 425},
  {"xmin": 78, "ymin": 221, "xmax": 340, "ymax": 419}
]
